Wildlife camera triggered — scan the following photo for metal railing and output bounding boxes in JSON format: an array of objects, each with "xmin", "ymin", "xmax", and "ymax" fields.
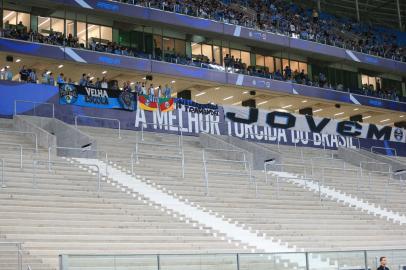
[
  {"xmin": 0, "ymin": 130, "xmax": 38, "ymax": 152},
  {"xmin": 75, "ymin": 115, "xmax": 121, "ymax": 138},
  {"xmin": 14, "ymin": 99, "xmax": 55, "ymax": 118},
  {"xmin": 202, "ymin": 148, "xmax": 253, "ymax": 196},
  {"xmin": 137, "ymin": 122, "xmax": 183, "ymax": 147},
  {"xmin": 47, "ymin": 146, "xmax": 108, "ymax": 177},
  {"xmin": 59, "ymin": 248, "xmax": 406, "ymax": 270},
  {"xmin": 310, "ymin": 156, "xmax": 347, "ymax": 176},
  {"xmin": 371, "ymin": 146, "xmax": 397, "ymax": 157},
  {"xmin": 264, "ymin": 162, "xmax": 320, "ymax": 201},
  {"xmin": 131, "ymin": 141, "xmax": 185, "ymax": 178},
  {"xmin": 0, "ymin": 143, "xmax": 23, "ymax": 169},
  {"xmin": 32, "ymin": 160, "xmax": 102, "ymax": 192}
]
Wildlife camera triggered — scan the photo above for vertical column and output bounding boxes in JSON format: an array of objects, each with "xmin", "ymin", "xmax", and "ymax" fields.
[
  {"xmin": 317, "ymin": 0, "xmax": 321, "ymax": 12},
  {"xmin": 396, "ymin": 0, "xmax": 403, "ymax": 30},
  {"xmin": 355, "ymin": 0, "xmax": 360, "ymax": 22}
]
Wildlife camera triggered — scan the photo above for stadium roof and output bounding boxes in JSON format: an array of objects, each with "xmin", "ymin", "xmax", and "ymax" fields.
[{"xmin": 296, "ymin": 0, "xmax": 406, "ymax": 31}]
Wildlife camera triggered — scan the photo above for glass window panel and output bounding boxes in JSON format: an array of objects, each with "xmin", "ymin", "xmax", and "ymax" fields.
[
  {"xmin": 241, "ymin": 51, "xmax": 250, "ymax": 66},
  {"xmin": 369, "ymin": 76, "xmax": 376, "ymax": 90},
  {"xmin": 213, "ymin": 45, "xmax": 221, "ymax": 65},
  {"xmin": 222, "ymin": 47, "xmax": 230, "ymax": 66},
  {"xmin": 88, "ymin": 24, "xmax": 100, "ymax": 43},
  {"xmin": 282, "ymin": 58, "xmax": 289, "ymax": 69},
  {"xmin": 299, "ymin": 62, "xmax": 308, "ymax": 74},
  {"xmin": 3, "ymin": 10, "xmax": 17, "ymax": 27},
  {"xmin": 275, "ymin": 57, "xmax": 282, "ymax": 72},
  {"xmin": 174, "ymin": 39, "xmax": 186, "ymax": 56},
  {"xmin": 65, "ymin": 20, "xmax": 74, "ymax": 37},
  {"xmin": 191, "ymin": 43, "xmax": 202, "ymax": 57},
  {"xmin": 230, "ymin": 49, "xmax": 240, "ymax": 60},
  {"xmin": 256, "ymin": 54, "xmax": 265, "ymax": 66},
  {"xmin": 290, "ymin": 60, "xmax": 299, "ymax": 72},
  {"xmin": 265, "ymin": 56, "xmax": 274, "ymax": 73},
  {"xmin": 153, "ymin": 35, "xmax": 162, "ymax": 50},
  {"xmin": 51, "ymin": 18, "xmax": 64, "ymax": 34},
  {"xmin": 163, "ymin": 37, "xmax": 175, "ymax": 52},
  {"xmin": 17, "ymin": 12, "xmax": 30, "ymax": 31},
  {"xmin": 38, "ymin": 16, "xmax": 51, "ymax": 35},
  {"xmin": 101, "ymin": 26, "xmax": 112, "ymax": 42},
  {"xmin": 202, "ymin": 44, "xmax": 213, "ymax": 62},
  {"xmin": 77, "ymin": 21, "xmax": 87, "ymax": 45},
  {"xmin": 361, "ymin": 74, "xmax": 369, "ymax": 86}
]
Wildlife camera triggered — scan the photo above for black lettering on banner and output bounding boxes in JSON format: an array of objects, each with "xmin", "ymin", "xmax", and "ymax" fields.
[
  {"xmin": 305, "ymin": 116, "xmax": 330, "ymax": 133},
  {"xmin": 226, "ymin": 108, "xmax": 259, "ymax": 124},
  {"xmin": 366, "ymin": 124, "xmax": 392, "ymax": 140},
  {"xmin": 337, "ymin": 121, "xmax": 362, "ymax": 137},
  {"xmin": 266, "ymin": 111, "xmax": 296, "ymax": 129}
]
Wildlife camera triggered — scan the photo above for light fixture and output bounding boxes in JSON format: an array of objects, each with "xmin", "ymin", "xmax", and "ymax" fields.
[
  {"xmin": 380, "ymin": 118, "xmax": 390, "ymax": 123},
  {"xmin": 130, "ymin": 82, "xmax": 135, "ymax": 85},
  {"xmin": 232, "ymin": 101, "xmax": 241, "ymax": 106},
  {"xmin": 362, "ymin": 115, "xmax": 371, "ymax": 120},
  {"xmin": 15, "ymin": 59, "xmax": 21, "ymax": 63},
  {"xmin": 0, "ymin": 68, "xmax": 4, "ymax": 72},
  {"xmin": 142, "ymin": 77, "xmax": 146, "ymax": 80},
  {"xmin": 257, "ymin": 101, "xmax": 268, "ymax": 106},
  {"xmin": 281, "ymin": 104, "xmax": 292, "ymax": 109},
  {"xmin": 171, "ymin": 80, "xmax": 176, "ymax": 83},
  {"xmin": 46, "ymin": 70, "xmax": 51, "ymax": 75},
  {"xmin": 215, "ymin": 87, "xmax": 220, "ymax": 90},
  {"xmin": 6, "ymin": 66, "xmax": 10, "ymax": 69},
  {"xmin": 58, "ymin": 64, "xmax": 64, "ymax": 69},
  {"xmin": 400, "ymin": 115, "xmax": 405, "ymax": 118},
  {"xmin": 223, "ymin": 96, "xmax": 233, "ymax": 101},
  {"xmin": 242, "ymin": 91, "xmax": 248, "ymax": 94},
  {"xmin": 353, "ymin": 108, "xmax": 359, "ymax": 111},
  {"xmin": 89, "ymin": 76, "xmax": 95, "ymax": 81},
  {"xmin": 102, "ymin": 70, "xmax": 107, "ymax": 74},
  {"xmin": 334, "ymin": 112, "xmax": 344, "ymax": 116},
  {"xmin": 313, "ymin": 109, "xmax": 323, "ymax": 113},
  {"xmin": 301, "ymin": 100, "xmax": 307, "ymax": 103},
  {"xmin": 195, "ymin": 92, "xmax": 206, "ymax": 97}
]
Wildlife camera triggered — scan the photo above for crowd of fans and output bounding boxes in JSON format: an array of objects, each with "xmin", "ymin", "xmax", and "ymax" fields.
[
  {"xmin": 117, "ymin": 0, "xmax": 405, "ymax": 62},
  {"xmin": 0, "ymin": 19, "xmax": 403, "ymax": 102}
]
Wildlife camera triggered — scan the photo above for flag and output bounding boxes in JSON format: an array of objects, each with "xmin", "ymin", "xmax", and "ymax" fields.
[
  {"xmin": 159, "ymin": 98, "xmax": 175, "ymax": 112},
  {"xmin": 138, "ymin": 95, "xmax": 158, "ymax": 111}
]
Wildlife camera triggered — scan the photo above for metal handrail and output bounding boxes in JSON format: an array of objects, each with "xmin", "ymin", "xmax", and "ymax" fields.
[
  {"xmin": 310, "ymin": 157, "xmax": 347, "ymax": 175},
  {"xmin": 202, "ymin": 148, "xmax": 252, "ymax": 196},
  {"xmin": 0, "ymin": 143, "xmax": 23, "ymax": 169},
  {"xmin": 14, "ymin": 99, "xmax": 55, "ymax": 118},
  {"xmin": 0, "ymin": 130, "xmax": 38, "ymax": 152},
  {"xmin": 32, "ymin": 160, "xmax": 101, "ymax": 192},
  {"xmin": 371, "ymin": 146, "xmax": 397, "ymax": 156},
  {"xmin": 138, "ymin": 122, "xmax": 183, "ymax": 146},
  {"xmin": 48, "ymin": 146, "xmax": 108, "ymax": 177},
  {"xmin": 75, "ymin": 115, "xmax": 121, "ymax": 138}
]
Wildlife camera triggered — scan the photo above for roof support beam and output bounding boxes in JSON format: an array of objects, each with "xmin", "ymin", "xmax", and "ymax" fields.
[
  {"xmin": 395, "ymin": 0, "xmax": 403, "ymax": 30},
  {"xmin": 355, "ymin": 0, "xmax": 360, "ymax": 22}
]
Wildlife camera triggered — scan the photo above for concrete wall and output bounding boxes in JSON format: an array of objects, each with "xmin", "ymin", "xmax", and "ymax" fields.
[
  {"xmin": 14, "ymin": 116, "xmax": 97, "ymax": 158},
  {"xmin": 199, "ymin": 133, "xmax": 282, "ymax": 170},
  {"xmin": 13, "ymin": 115, "xmax": 56, "ymax": 150},
  {"xmin": 337, "ymin": 147, "xmax": 405, "ymax": 173}
]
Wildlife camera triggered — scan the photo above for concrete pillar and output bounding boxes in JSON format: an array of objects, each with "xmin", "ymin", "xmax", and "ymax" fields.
[
  {"xmin": 355, "ymin": 0, "xmax": 360, "ymax": 22},
  {"xmin": 396, "ymin": 0, "xmax": 403, "ymax": 30}
]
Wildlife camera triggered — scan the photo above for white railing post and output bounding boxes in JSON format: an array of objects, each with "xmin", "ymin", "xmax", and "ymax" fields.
[
  {"xmin": 202, "ymin": 150, "xmax": 209, "ymax": 196},
  {"xmin": 0, "ymin": 159, "xmax": 5, "ymax": 188}
]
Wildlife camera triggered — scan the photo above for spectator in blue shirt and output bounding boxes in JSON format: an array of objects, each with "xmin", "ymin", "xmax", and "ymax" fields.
[
  {"xmin": 79, "ymin": 74, "xmax": 87, "ymax": 86},
  {"xmin": 57, "ymin": 73, "xmax": 65, "ymax": 84},
  {"xmin": 164, "ymin": 84, "xmax": 172, "ymax": 98},
  {"xmin": 49, "ymin": 73, "xmax": 55, "ymax": 86}
]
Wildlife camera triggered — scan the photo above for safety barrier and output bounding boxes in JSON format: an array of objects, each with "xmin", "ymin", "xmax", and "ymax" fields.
[
  {"xmin": 75, "ymin": 115, "xmax": 121, "ymax": 138},
  {"xmin": 0, "ymin": 130, "xmax": 38, "ymax": 152},
  {"xmin": 14, "ymin": 100, "xmax": 55, "ymax": 118}
]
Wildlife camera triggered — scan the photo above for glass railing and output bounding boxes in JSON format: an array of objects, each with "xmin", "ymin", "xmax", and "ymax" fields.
[{"xmin": 60, "ymin": 249, "xmax": 406, "ymax": 270}]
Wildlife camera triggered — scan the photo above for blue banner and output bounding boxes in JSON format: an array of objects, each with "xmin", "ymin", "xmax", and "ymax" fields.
[{"xmin": 59, "ymin": 83, "xmax": 136, "ymax": 111}]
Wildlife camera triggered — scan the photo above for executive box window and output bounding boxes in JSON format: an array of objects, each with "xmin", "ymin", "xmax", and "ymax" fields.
[
  {"xmin": 362, "ymin": 74, "xmax": 379, "ymax": 90},
  {"xmin": 3, "ymin": 10, "xmax": 30, "ymax": 31},
  {"xmin": 77, "ymin": 22, "xmax": 112, "ymax": 45}
]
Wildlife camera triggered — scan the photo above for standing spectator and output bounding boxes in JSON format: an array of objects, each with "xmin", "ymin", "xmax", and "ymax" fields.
[
  {"xmin": 48, "ymin": 72, "xmax": 55, "ymax": 86},
  {"xmin": 312, "ymin": 9, "xmax": 319, "ymax": 23},
  {"xmin": 377, "ymin": 257, "xmax": 389, "ymax": 270},
  {"xmin": 164, "ymin": 84, "xmax": 172, "ymax": 98},
  {"xmin": 57, "ymin": 73, "xmax": 65, "ymax": 84},
  {"xmin": 29, "ymin": 69, "xmax": 37, "ymax": 83},
  {"xmin": 149, "ymin": 84, "xmax": 155, "ymax": 100},
  {"xmin": 141, "ymin": 82, "xmax": 147, "ymax": 95},
  {"xmin": 79, "ymin": 73, "xmax": 87, "ymax": 86},
  {"xmin": 101, "ymin": 77, "xmax": 108, "ymax": 89},
  {"xmin": 41, "ymin": 71, "xmax": 49, "ymax": 84},
  {"xmin": 19, "ymin": 65, "xmax": 29, "ymax": 82},
  {"xmin": 157, "ymin": 85, "xmax": 163, "ymax": 98},
  {"xmin": 0, "ymin": 67, "xmax": 7, "ymax": 80},
  {"xmin": 284, "ymin": 66, "xmax": 292, "ymax": 80}
]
